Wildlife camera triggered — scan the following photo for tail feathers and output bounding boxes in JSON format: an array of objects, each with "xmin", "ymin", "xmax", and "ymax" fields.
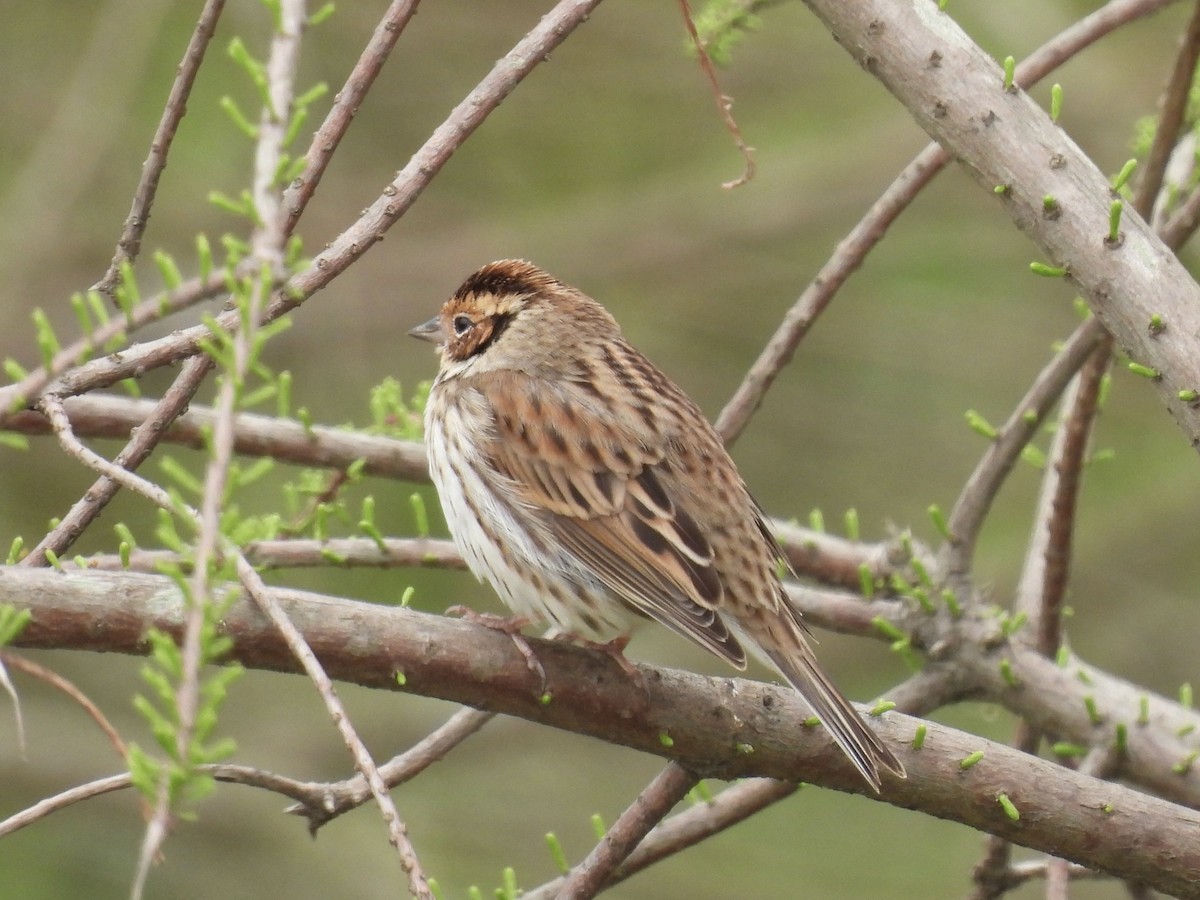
[{"xmin": 761, "ymin": 627, "xmax": 906, "ymax": 792}]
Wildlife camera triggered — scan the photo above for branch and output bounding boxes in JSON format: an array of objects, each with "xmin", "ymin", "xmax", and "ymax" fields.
[
  {"xmin": 943, "ymin": 318, "xmax": 1106, "ymax": 582},
  {"xmin": 527, "ymin": 667, "xmax": 961, "ymax": 898},
  {"xmin": 1, "ymin": 394, "xmax": 430, "ymax": 482},
  {"xmin": 0, "ymin": 651, "xmax": 127, "ymax": 760},
  {"xmin": 0, "ymin": 0, "xmax": 609, "ymax": 412},
  {"xmin": 79, "ymin": 538, "xmax": 466, "ymax": 573},
  {"xmin": 91, "ymin": 0, "xmax": 228, "ymax": 297},
  {"xmin": 286, "ymin": 707, "xmax": 495, "ymax": 832},
  {"xmin": 799, "ymin": 0, "xmax": 1200, "ymax": 450},
  {"xmin": 713, "ymin": 0, "xmax": 1176, "ymax": 446},
  {"xmin": 21, "ymin": 357, "xmax": 215, "ymax": 566},
  {"xmin": 6, "ymin": 567, "xmax": 1200, "ymax": 896},
  {"xmin": 526, "ymin": 779, "xmax": 799, "ymax": 900},
  {"xmin": 281, "ymin": 0, "xmax": 422, "ymax": 231},
  {"xmin": 557, "ymin": 761, "xmax": 698, "ymax": 897}
]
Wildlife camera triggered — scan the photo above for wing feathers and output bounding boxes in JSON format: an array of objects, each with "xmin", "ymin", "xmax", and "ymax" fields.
[
  {"xmin": 478, "ymin": 372, "xmax": 745, "ymax": 667},
  {"xmin": 552, "ymin": 517, "xmax": 746, "ymax": 667}
]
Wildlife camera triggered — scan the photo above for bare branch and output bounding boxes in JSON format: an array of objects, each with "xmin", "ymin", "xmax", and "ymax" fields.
[
  {"xmin": 91, "ymin": 0, "xmax": 228, "ymax": 298},
  {"xmin": 678, "ymin": 0, "xmax": 755, "ymax": 190},
  {"xmin": 80, "ymin": 538, "xmax": 465, "ymax": 573},
  {"xmin": 41, "ymin": 384, "xmax": 433, "ymax": 894},
  {"xmin": 715, "ymin": 143, "xmax": 946, "ymax": 446},
  {"xmin": 942, "ymin": 319, "xmax": 1106, "ymax": 585},
  {"xmin": 526, "ymin": 779, "xmax": 797, "ymax": 900},
  {"xmin": 7, "ymin": 567, "xmax": 1200, "ymax": 895},
  {"xmin": 0, "ymin": 0, "xmax": 610, "ymax": 412},
  {"xmin": 800, "ymin": 0, "xmax": 1200, "ymax": 450},
  {"xmin": 0, "ymin": 272, "xmax": 229, "ymax": 412},
  {"xmin": 22, "ymin": 357, "xmax": 215, "ymax": 566},
  {"xmin": 1136, "ymin": 0, "xmax": 1200, "ymax": 219},
  {"xmin": 0, "ymin": 652, "xmax": 127, "ymax": 760},
  {"xmin": 714, "ymin": 0, "xmax": 1177, "ymax": 446},
  {"xmin": 1013, "ymin": 348, "xmax": 1108, "ymax": 650},
  {"xmin": 528, "ymin": 667, "xmax": 959, "ymax": 898},
  {"xmin": 133, "ymin": 1, "xmax": 314, "ymax": 894},
  {"xmin": 288, "ymin": 707, "xmax": 495, "ymax": 832},
  {"xmin": 234, "ymin": 555, "xmax": 433, "ymax": 896},
  {"xmin": 281, "ymin": 0, "xmax": 422, "ymax": 232},
  {"xmin": 1159, "ymin": 177, "xmax": 1200, "ymax": 247},
  {"xmin": 557, "ymin": 762, "xmax": 698, "ymax": 898},
  {"xmin": 0, "ymin": 773, "xmax": 134, "ymax": 838},
  {"xmin": 531, "ymin": 778, "xmax": 799, "ymax": 900},
  {"xmin": 2, "ymin": 394, "xmax": 429, "ymax": 482}
]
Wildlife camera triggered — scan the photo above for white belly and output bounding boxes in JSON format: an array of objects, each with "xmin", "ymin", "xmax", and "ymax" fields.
[{"xmin": 425, "ymin": 389, "xmax": 633, "ymax": 640}]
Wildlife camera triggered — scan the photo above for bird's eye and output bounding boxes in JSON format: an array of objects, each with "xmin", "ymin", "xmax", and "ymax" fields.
[{"xmin": 452, "ymin": 315, "xmax": 473, "ymax": 336}]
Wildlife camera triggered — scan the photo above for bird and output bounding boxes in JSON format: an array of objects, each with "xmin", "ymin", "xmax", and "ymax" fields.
[{"xmin": 409, "ymin": 259, "xmax": 905, "ymax": 791}]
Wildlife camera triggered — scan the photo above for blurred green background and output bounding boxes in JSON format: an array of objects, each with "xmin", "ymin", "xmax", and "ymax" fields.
[{"xmin": 2, "ymin": 1, "xmax": 1199, "ymax": 897}]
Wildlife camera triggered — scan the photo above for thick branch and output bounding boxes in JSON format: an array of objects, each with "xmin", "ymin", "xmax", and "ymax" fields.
[
  {"xmin": 800, "ymin": 0, "xmax": 1200, "ymax": 450},
  {"xmin": 5, "ymin": 567, "xmax": 1200, "ymax": 896}
]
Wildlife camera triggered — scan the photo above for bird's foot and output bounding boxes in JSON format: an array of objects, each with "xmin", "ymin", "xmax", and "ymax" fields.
[
  {"xmin": 446, "ymin": 606, "xmax": 546, "ymax": 693},
  {"xmin": 552, "ymin": 631, "xmax": 647, "ymax": 696}
]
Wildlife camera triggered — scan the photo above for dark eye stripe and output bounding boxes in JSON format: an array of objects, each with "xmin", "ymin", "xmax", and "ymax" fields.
[{"xmin": 451, "ymin": 313, "xmax": 512, "ymax": 361}]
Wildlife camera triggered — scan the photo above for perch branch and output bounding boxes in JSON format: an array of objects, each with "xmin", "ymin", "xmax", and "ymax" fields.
[{"xmin": 7, "ymin": 568, "xmax": 1200, "ymax": 896}]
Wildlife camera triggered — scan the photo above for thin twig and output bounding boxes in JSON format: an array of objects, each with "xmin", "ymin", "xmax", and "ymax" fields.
[
  {"xmin": 557, "ymin": 762, "xmax": 699, "ymax": 899},
  {"xmin": 288, "ymin": 707, "xmax": 496, "ymax": 832},
  {"xmin": 0, "ymin": 651, "xmax": 127, "ymax": 760},
  {"xmin": 770, "ymin": 519, "xmax": 920, "ymax": 592},
  {"xmin": 39, "ymin": 396, "xmax": 185, "ymax": 511},
  {"xmin": 233, "ymin": 554, "xmax": 433, "ymax": 895},
  {"xmin": 22, "ymin": 356, "xmax": 215, "ymax": 567},
  {"xmin": 983, "ymin": 858, "xmax": 1111, "ymax": 892},
  {"xmin": 1013, "ymin": 350, "xmax": 1107, "ymax": 652},
  {"xmin": 0, "ymin": 271, "xmax": 229, "ymax": 414},
  {"xmin": 1135, "ymin": 0, "xmax": 1200, "ymax": 218},
  {"xmin": 91, "ymin": 0, "xmax": 228, "ymax": 298},
  {"xmin": 524, "ymin": 668, "xmax": 957, "ymax": 899},
  {"xmin": 0, "ymin": 0, "xmax": 610, "ymax": 411},
  {"xmin": 28, "ymin": 0, "xmax": 422, "ymax": 566},
  {"xmin": 1158, "ymin": 176, "xmax": 1200, "ymax": 247},
  {"xmin": 678, "ymin": 0, "xmax": 755, "ymax": 189},
  {"xmin": 0, "ymin": 655, "xmax": 23, "ymax": 756},
  {"xmin": 941, "ymin": 318, "xmax": 1107, "ymax": 587},
  {"xmin": 524, "ymin": 779, "xmax": 797, "ymax": 900},
  {"xmin": 39, "ymin": 392, "xmax": 435, "ymax": 897},
  {"xmin": 134, "ymin": 0, "xmax": 311, "ymax": 893},
  {"xmin": 715, "ymin": 143, "xmax": 945, "ymax": 445},
  {"xmin": 883, "ymin": 667, "xmax": 970, "ymax": 714},
  {"xmin": 280, "ymin": 0, "xmax": 421, "ymax": 233},
  {"xmin": 713, "ymin": 0, "xmax": 1176, "ymax": 447},
  {"xmin": 0, "ymin": 773, "xmax": 134, "ymax": 837},
  {"xmin": 0, "ymin": 707, "xmax": 493, "ymax": 841},
  {"xmin": 2, "ymin": 394, "xmax": 430, "ymax": 484}
]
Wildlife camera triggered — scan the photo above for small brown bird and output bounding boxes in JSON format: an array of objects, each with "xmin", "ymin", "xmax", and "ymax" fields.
[{"xmin": 410, "ymin": 259, "xmax": 904, "ymax": 791}]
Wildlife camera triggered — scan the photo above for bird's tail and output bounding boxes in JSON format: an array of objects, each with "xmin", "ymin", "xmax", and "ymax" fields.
[{"xmin": 755, "ymin": 613, "xmax": 905, "ymax": 792}]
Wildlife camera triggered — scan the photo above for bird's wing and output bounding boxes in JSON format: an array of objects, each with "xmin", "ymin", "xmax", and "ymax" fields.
[{"xmin": 474, "ymin": 372, "xmax": 746, "ymax": 667}]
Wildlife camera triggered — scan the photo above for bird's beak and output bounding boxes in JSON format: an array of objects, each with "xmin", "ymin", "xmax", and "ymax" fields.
[{"xmin": 408, "ymin": 316, "xmax": 444, "ymax": 344}]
